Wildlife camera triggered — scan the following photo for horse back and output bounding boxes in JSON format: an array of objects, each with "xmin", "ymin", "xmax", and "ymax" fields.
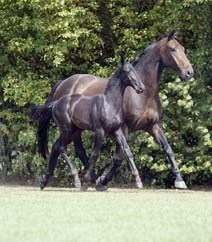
[{"xmin": 53, "ymin": 74, "xmax": 108, "ymax": 101}]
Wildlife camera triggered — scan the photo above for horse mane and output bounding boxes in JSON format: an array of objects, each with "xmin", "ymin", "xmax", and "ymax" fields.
[
  {"xmin": 132, "ymin": 32, "xmax": 180, "ymax": 66},
  {"xmin": 104, "ymin": 66, "xmax": 123, "ymax": 94}
]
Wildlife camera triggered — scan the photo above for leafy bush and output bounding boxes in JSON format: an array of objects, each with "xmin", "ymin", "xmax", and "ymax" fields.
[{"xmin": 0, "ymin": 0, "xmax": 211, "ymax": 187}]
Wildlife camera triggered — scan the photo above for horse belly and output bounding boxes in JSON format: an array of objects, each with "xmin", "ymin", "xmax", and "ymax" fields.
[
  {"xmin": 70, "ymin": 98, "xmax": 93, "ymax": 130},
  {"xmin": 127, "ymin": 108, "xmax": 160, "ymax": 132}
]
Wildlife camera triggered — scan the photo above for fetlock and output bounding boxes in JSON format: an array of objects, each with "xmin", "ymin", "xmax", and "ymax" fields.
[{"xmin": 40, "ymin": 172, "xmax": 50, "ymax": 189}]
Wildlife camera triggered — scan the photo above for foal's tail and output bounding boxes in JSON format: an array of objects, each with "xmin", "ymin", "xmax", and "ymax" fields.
[
  {"xmin": 29, "ymin": 102, "xmax": 55, "ymax": 159},
  {"xmin": 29, "ymin": 81, "xmax": 62, "ymax": 159}
]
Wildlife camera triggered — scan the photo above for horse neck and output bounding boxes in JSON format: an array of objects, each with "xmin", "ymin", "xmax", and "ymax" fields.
[
  {"xmin": 104, "ymin": 70, "xmax": 126, "ymax": 111},
  {"xmin": 135, "ymin": 45, "xmax": 163, "ymax": 97}
]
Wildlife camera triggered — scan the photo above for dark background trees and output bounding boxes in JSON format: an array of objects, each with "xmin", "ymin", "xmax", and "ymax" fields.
[{"xmin": 0, "ymin": 0, "xmax": 211, "ymax": 186}]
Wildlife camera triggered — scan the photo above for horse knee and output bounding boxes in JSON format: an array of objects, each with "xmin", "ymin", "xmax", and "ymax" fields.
[
  {"xmin": 112, "ymin": 159, "xmax": 122, "ymax": 169},
  {"xmin": 59, "ymin": 146, "xmax": 65, "ymax": 154},
  {"xmin": 164, "ymin": 145, "xmax": 174, "ymax": 158},
  {"xmin": 123, "ymin": 146, "xmax": 133, "ymax": 158},
  {"xmin": 91, "ymin": 152, "xmax": 98, "ymax": 162}
]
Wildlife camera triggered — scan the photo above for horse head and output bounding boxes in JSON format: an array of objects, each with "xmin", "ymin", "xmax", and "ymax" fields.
[
  {"xmin": 159, "ymin": 31, "xmax": 194, "ymax": 80},
  {"xmin": 121, "ymin": 54, "xmax": 145, "ymax": 94}
]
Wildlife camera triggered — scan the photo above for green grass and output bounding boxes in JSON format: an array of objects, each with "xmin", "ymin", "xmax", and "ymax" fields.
[{"xmin": 0, "ymin": 186, "xmax": 212, "ymax": 242}]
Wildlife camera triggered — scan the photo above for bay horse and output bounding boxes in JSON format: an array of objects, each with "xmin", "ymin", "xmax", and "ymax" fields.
[
  {"xmin": 30, "ymin": 57, "xmax": 145, "ymax": 190},
  {"xmin": 35, "ymin": 31, "xmax": 194, "ymax": 190}
]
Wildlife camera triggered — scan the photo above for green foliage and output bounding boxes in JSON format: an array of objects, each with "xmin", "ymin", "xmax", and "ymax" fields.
[{"xmin": 0, "ymin": 0, "xmax": 211, "ymax": 186}]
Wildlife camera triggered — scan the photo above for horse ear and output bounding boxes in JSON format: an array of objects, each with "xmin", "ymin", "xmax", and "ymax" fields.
[
  {"xmin": 168, "ymin": 30, "xmax": 179, "ymax": 41},
  {"xmin": 120, "ymin": 51, "xmax": 125, "ymax": 66}
]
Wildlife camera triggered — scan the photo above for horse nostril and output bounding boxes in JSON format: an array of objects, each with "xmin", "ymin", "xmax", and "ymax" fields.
[
  {"xmin": 139, "ymin": 87, "xmax": 144, "ymax": 93},
  {"xmin": 187, "ymin": 71, "xmax": 191, "ymax": 76},
  {"xmin": 186, "ymin": 70, "xmax": 193, "ymax": 78}
]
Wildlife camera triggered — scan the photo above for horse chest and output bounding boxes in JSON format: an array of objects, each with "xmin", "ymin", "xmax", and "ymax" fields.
[
  {"xmin": 101, "ymin": 108, "xmax": 123, "ymax": 132},
  {"xmin": 126, "ymin": 103, "xmax": 160, "ymax": 132}
]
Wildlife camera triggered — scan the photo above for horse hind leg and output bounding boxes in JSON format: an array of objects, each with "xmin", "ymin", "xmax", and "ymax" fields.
[
  {"xmin": 72, "ymin": 130, "xmax": 98, "ymax": 183},
  {"xmin": 59, "ymin": 146, "xmax": 81, "ymax": 188},
  {"xmin": 81, "ymin": 129, "xmax": 104, "ymax": 191},
  {"xmin": 40, "ymin": 135, "xmax": 81, "ymax": 189},
  {"xmin": 40, "ymin": 137, "xmax": 61, "ymax": 190}
]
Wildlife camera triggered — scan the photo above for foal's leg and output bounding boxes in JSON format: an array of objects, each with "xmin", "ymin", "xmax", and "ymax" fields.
[
  {"xmin": 72, "ymin": 130, "xmax": 98, "ymax": 182},
  {"xmin": 60, "ymin": 129, "xmax": 81, "ymax": 188},
  {"xmin": 96, "ymin": 130, "xmax": 143, "ymax": 190},
  {"xmin": 40, "ymin": 137, "xmax": 62, "ymax": 189},
  {"xmin": 59, "ymin": 146, "xmax": 81, "ymax": 188},
  {"xmin": 96, "ymin": 144, "xmax": 124, "ymax": 190},
  {"xmin": 149, "ymin": 123, "xmax": 187, "ymax": 189},
  {"xmin": 81, "ymin": 129, "xmax": 104, "ymax": 191},
  {"xmin": 113, "ymin": 129, "xmax": 143, "ymax": 188}
]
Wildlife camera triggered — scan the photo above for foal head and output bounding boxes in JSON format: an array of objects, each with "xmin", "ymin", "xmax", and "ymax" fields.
[
  {"xmin": 159, "ymin": 31, "xmax": 194, "ymax": 80},
  {"xmin": 120, "ymin": 56, "xmax": 145, "ymax": 94}
]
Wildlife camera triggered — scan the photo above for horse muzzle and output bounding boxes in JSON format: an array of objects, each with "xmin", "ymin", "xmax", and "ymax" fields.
[
  {"xmin": 135, "ymin": 86, "xmax": 145, "ymax": 94},
  {"xmin": 181, "ymin": 67, "xmax": 194, "ymax": 80}
]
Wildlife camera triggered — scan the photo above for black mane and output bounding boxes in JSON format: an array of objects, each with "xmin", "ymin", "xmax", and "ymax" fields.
[{"xmin": 132, "ymin": 32, "xmax": 180, "ymax": 66}]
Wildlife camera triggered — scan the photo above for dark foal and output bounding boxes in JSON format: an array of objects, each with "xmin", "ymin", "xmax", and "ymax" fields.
[
  {"xmin": 35, "ymin": 31, "xmax": 194, "ymax": 190},
  {"xmin": 30, "ymin": 59, "xmax": 145, "ymax": 190}
]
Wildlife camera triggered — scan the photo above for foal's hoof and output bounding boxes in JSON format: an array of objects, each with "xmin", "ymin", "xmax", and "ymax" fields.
[
  {"xmin": 39, "ymin": 175, "xmax": 48, "ymax": 190},
  {"xmin": 74, "ymin": 176, "xmax": 81, "ymax": 189},
  {"xmin": 80, "ymin": 183, "xmax": 88, "ymax": 192},
  {"xmin": 95, "ymin": 185, "xmax": 108, "ymax": 192},
  {"xmin": 135, "ymin": 181, "xmax": 143, "ymax": 189},
  {"xmin": 91, "ymin": 171, "xmax": 98, "ymax": 183},
  {"xmin": 174, "ymin": 180, "xmax": 187, "ymax": 189},
  {"xmin": 95, "ymin": 177, "xmax": 108, "ymax": 192}
]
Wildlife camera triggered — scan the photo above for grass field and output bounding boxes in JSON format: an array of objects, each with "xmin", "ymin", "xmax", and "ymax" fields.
[{"xmin": 0, "ymin": 186, "xmax": 212, "ymax": 242}]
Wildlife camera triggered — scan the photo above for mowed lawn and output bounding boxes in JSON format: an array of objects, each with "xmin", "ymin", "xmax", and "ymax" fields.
[{"xmin": 0, "ymin": 186, "xmax": 212, "ymax": 242}]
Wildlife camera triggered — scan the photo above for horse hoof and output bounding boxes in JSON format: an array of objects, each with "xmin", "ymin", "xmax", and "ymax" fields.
[
  {"xmin": 91, "ymin": 171, "xmax": 98, "ymax": 183},
  {"xmin": 95, "ymin": 177, "xmax": 108, "ymax": 192},
  {"xmin": 74, "ymin": 177, "xmax": 81, "ymax": 189},
  {"xmin": 80, "ymin": 184, "xmax": 88, "ymax": 192},
  {"xmin": 95, "ymin": 185, "xmax": 108, "ymax": 192},
  {"xmin": 136, "ymin": 181, "xmax": 143, "ymax": 189},
  {"xmin": 175, "ymin": 180, "xmax": 187, "ymax": 189},
  {"xmin": 74, "ymin": 182, "xmax": 81, "ymax": 189},
  {"xmin": 39, "ymin": 175, "xmax": 48, "ymax": 190}
]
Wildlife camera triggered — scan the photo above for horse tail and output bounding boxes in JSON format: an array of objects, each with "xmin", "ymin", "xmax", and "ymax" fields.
[
  {"xmin": 28, "ymin": 81, "xmax": 61, "ymax": 159},
  {"xmin": 29, "ymin": 102, "xmax": 56, "ymax": 159}
]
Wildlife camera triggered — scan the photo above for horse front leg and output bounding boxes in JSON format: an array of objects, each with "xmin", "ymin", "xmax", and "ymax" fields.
[
  {"xmin": 149, "ymin": 123, "xmax": 187, "ymax": 189},
  {"xmin": 81, "ymin": 129, "xmax": 104, "ymax": 191},
  {"xmin": 113, "ymin": 128, "xmax": 143, "ymax": 189},
  {"xmin": 95, "ymin": 144, "xmax": 124, "ymax": 191},
  {"xmin": 96, "ymin": 126, "xmax": 138, "ymax": 190},
  {"xmin": 40, "ymin": 137, "xmax": 62, "ymax": 190}
]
